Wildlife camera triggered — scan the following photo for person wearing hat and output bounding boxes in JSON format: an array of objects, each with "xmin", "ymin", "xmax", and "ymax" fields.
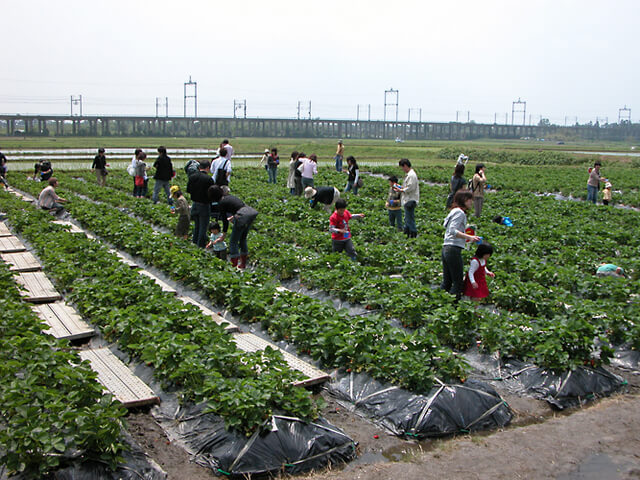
[
  {"xmin": 170, "ymin": 185, "xmax": 190, "ymax": 239},
  {"xmin": 335, "ymin": 140, "xmax": 344, "ymax": 172},
  {"xmin": 602, "ymin": 181, "xmax": 612, "ymax": 206},
  {"xmin": 305, "ymin": 185, "xmax": 340, "ymax": 212},
  {"xmin": 259, "ymin": 148, "xmax": 270, "ymax": 173},
  {"xmin": 92, "ymin": 148, "xmax": 109, "ymax": 186}
]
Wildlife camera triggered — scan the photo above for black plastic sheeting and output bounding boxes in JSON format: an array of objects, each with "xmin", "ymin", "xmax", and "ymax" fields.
[
  {"xmin": 610, "ymin": 348, "xmax": 640, "ymax": 373},
  {"xmin": 496, "ymin": 360, "xmax": 628, "ymax": 409},
  {"xmin": 326, "ymin": 370, "xmax": 513, "ymax": 439},
  {"xmin": 0, "ymin": 433, "xmax": 166, "ymax": 480},
  {"xmin": 153, "ymin": 403, "xmax": 356, "ymax": 478}
]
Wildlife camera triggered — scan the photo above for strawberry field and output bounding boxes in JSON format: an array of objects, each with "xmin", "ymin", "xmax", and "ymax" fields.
[{"xmin": 1, "ymin": 143, "xmax": 639, "ymax": 478}]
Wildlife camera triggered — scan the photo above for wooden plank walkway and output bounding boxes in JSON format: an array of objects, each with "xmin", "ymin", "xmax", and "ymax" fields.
[
  {"xmin": 232, "ymin": 333, "xmax": 330, "ymax": 387},
  {"xmin": 139, "ymin": 270, "xmax": 177, "ymax": 294},
  {"xmin": 0, "ymin": 222, "xmax": 11, "ymax": 237},
  {"xmin": 32, "ymin": 302, "xmax": 95, "ymax": 341},
  {"xmin": 6, "ymin": 188, "xmax": 35, "ymax": 203},
  {"xmin": 15, "ymin": 271, "xmax": 62, "ymax": 302},
  {"xmin": 1, "ymin": 251, "xmax": 41, "ymax": 272},
  {"xmin": 178, "ymin": 296, "xmax": 239, "ymax": 332},
  {"xmin": 0, "ymin": 236, "xmax": 27, "ymax": 253},
  {"xmin": 78, "ymin": 348, "xmax": 159, "ymax": 408}
]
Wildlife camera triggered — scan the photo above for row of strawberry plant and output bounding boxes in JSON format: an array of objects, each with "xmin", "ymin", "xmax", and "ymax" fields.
[
  {"xmin": 0, "ymin": 224, "xmax": 127, "ymax": 477},
  {"xmin": 0, "ymin": 191, "xmax": 321, "ymax": 435},
  {"xmin": 7, "ymin": 174, "xmax": 470, "ymax": 391}
]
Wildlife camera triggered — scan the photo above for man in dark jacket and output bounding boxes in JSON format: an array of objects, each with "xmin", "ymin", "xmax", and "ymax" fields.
[
  {"xmin": 187, "ymin": 161, "xmax": 214, "ymax": 248},
  {"xmin": 152, "ymin": 146, "xmax": 174, "ymax": 204},
  {"xmin": 91, "ymin": 148, "xmax": 109, "ymax": 186}
]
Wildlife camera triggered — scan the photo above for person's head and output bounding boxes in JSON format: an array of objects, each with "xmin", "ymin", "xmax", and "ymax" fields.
[
  {"xmin": 264, "ymin": 148, "xmax": 270, "ymax": 154},
  {"xmin": 399, "ymin": 158, "xmax": 411, "ymax": 172},
  {"xmin": 474, "ymin": 242, "xmax": 494, "ymax": 260},
  {"xmin": 452, "ymin": 189, "xmax": 473, "ymax": 211},
  {"xmin": 304, "ymin": 186, "xmax": 317, "ymax": 199},
  {"xmin": 48, "ymin": 177, "xmax": 58, "ymax": 187},
  {"xmin": 198, "ymin": 160, "xmax": 211, "ymax": 171},
  {"xmin": 271, "ymin": 148, "xmax": 278, "ymax": 155},
  {"xmin": 605, "ymin": 182, "xmax": 612, "ymax": 189},
  {"xmin": 208, "ymin": 185, "xmax": 223, "ymax": 202},
  {"xmin": 158, "ymin": 146, "xmax": 167, "ymax": 155},
  {"xmin": 221, "ymin": 139, "xmax": 229, "ymax": 146},
  {"xmin": 475, "ymin": 163, "xmax": 485, "ymax": 174},
  {"xmin": 335, "ymin": 198, "xmax": 347, "ymax": 214},
  {"xmin": 594, "ymin": 160, "xmax": 601, "ymax": 170},
  {"xmin": 388, "ymin": 175, "xmax": 398, "ymax": 185},
  {"xmin": 98, "ymin": 147, "xmax": 105, "ymax": 155},
  {"xmin": 291, "ymin": 150, "xmax": 299, "ymax": 160},
  {"xmin": 170, "ymin": 185, "xmax": 181, "ymax": 198},
  {"xmin": 137, "ymin": 151, "xmax": 147, "ymax": 160},
  {"xmin": 219, "ymin": 147, "xmax": 228, "ymax": 157},
  {"xmin": 209, "ymin": 222, "xmax": 221, "ymax": 234},
  {"xmin": 493, "ymin": 215, "xmax": 504, "ymax": 224},
  {"xmin": 454, "ymin": 163, "xmax": 465, "ymax": 178},
  {"xmin": 309, "ymin": 154, "xmax": 318, "ymax": 162},
  {"xmin": 134, "ymin": 148, "xmax": 142, "ymax": 157},
  {"xmin": 338, "ymin": 139, "xmax": 343, "ymax": 145},
  {"xmin": 346, "ymin": 155, "xmax": 356, "ymax": 166}
]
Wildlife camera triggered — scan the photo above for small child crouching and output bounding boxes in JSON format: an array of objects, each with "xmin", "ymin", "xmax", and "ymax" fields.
[{"xmin": 329, "ymin": 199, "xmax": 365, "ymax": 261}]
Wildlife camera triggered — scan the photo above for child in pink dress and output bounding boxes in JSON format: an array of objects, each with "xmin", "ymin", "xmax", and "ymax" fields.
[{"xmin": 463, "ymin": 242, "xmax": 495, "ymax": 300}]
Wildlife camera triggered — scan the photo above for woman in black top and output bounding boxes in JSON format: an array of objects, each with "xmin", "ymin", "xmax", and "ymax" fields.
[
  {"xmin": 446, "ymin": 163, "xmax": 466, "ymax": 209},
  {"xmin": 208, "ymin": 185, "xmax": 258, "ymax": 269},
  {"xmin": 344, "ymin": 156, "xmax": 360, "ymax": 195}
]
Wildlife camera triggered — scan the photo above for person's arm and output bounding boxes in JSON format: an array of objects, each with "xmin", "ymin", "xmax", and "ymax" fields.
[
  {"xmin": 354, "ymin": 168, "xmax": 359, "ymax": 185},
  {"xmin": 468, "ymin": 258, "xmax": 480, "ymax": 287},
  {"xmin": 486, "ymin": 265, "xmax": 495, "ymax": 278}
]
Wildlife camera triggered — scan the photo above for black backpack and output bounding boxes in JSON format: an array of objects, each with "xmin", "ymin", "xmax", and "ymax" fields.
[
  {"xmin": 215, "ymin": 159, "xmax": 229, "ymax": 186},
  {"xmin": 184, "ymin": 159, "xmax": 199, "ymax": 177}
]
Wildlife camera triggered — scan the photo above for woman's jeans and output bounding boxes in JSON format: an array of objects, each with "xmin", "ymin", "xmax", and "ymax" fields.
[
  {"xmin": 441, "ymin": 245, "xmax": 464, "ymax": 296},
  {"xmin": 268, "ymin": 167, "xmax": 277, "ymax": 184},
  {"xmin": 587, "ymin": 185, "xmax": 598, "ymax": 204},
  {"xmin": 345, "ymin": 180, "xmax": 359, "ymax": 195},
  {"xmin": 191, "ymin": 202, "xmax": 210, "ymax": 248},
  {"xmin": 229, "ymin": 224, "xmax": 250, "ymax": 258}
]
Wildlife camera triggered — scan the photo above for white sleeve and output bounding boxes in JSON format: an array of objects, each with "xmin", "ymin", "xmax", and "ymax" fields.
[{"xmin": 468, "ymin": 258, "xmax": 480, "ymax": 284}]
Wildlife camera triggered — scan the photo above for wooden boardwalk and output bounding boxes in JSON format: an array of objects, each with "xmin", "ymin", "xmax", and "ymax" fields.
[
  {"xmin": 78, "ymin": 348, "xmax": 159, "ymax": 408},
  {"xmin": 32, "ymin": 302, "xmax": 95, "ymax": 341},
  {"xmin": 0, "ymin": 222, "xmax": 11, "ymax": 237},
  {"xmin": 232, "ymin": 332, "xmax": 330, "ymax": 387},
  {"xmin": 0, "ymin": 236, "xmax": 27, "ymax": 253},
  {"xmin": 15, "ymin": 271, "xmax": 62, "ymax": 302},
  {"xmin": 1, "ymin": 251, "xmax": 41, "ymax": 272}
]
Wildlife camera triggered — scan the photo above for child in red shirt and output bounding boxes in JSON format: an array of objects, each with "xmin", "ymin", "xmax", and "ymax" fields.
[
  {"xmin": 329, "ymin": 199, "xmax": 365, "ymax": 260},
  {"xmin": 463, "ymin": 242, "xmax": 495, "ymax": 300}
]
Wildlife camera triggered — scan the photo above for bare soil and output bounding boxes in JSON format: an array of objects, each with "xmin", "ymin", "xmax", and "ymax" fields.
[{"xmin": 126, "ymin": 368, "xmax": 640, "ymax": 480}]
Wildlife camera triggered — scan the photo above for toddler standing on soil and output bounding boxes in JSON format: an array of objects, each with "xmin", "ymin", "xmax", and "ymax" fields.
[
  {"xmin": 385, "ymin": 175, "xmax": 403, "ymax": 231},
  {"xmin": 602, "ymin": 182, "xmax": 612, "ymax": 206},
  {"xmin": 463, "ymin": 243, "xmax": 495, "ymax": 300},
  {"xmin": 206, "ymin": 223, "xmax": 227, "ymax": 260}
]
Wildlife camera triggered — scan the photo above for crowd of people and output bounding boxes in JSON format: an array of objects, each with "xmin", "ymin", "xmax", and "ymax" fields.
[{"xmin": 3, "ymin": 141, "xmax": 621, "ymax": 293}]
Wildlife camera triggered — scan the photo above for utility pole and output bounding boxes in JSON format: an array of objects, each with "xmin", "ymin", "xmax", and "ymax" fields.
[
  {"xmin": 356, "ymin": 104, "xmax": 371, "ymax": 121},
  {"xmin": 155, "ymin": 97, "xmax": 169, "ymax": 118},
  {"xmin": 384, "ymin": 88, "xmax": 399, "ymax": 122},
  {"xmin": 183, "ymin": 76, "xmax": 197, "ymax": 118},
  {"xmin": 618, "ymin": 105, "xmax": 631, "ymax": 123},
  {"xmin": 467, "ymin": 111, "xmax": 470, "ymax": 123},
  {"xmin": 308, "ymin": 101, "xmax": 312, "ymax": 120},
  {"xmin": 511, "ymin": 98, "xmax": 526, "ymax": 125},
  {"xmin": 70, "ymin": 95, "xmax": 82, "ymax": 116},
  {"xmin": 297, "ymin": 101, "xmax": 301, "ymax": 120},
  {"xmin": 408, "ymin": 108, "xmax": 422, "ymax": 123},
  {"xmin": 233, "ymin": 100, "xmax": 247, "ymax": 119}
]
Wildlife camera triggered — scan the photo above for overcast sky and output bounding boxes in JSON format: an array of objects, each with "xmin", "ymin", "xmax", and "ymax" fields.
[{"xmin": 1, "ymin": 0, "xmax": 638, "ymax": 125}]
